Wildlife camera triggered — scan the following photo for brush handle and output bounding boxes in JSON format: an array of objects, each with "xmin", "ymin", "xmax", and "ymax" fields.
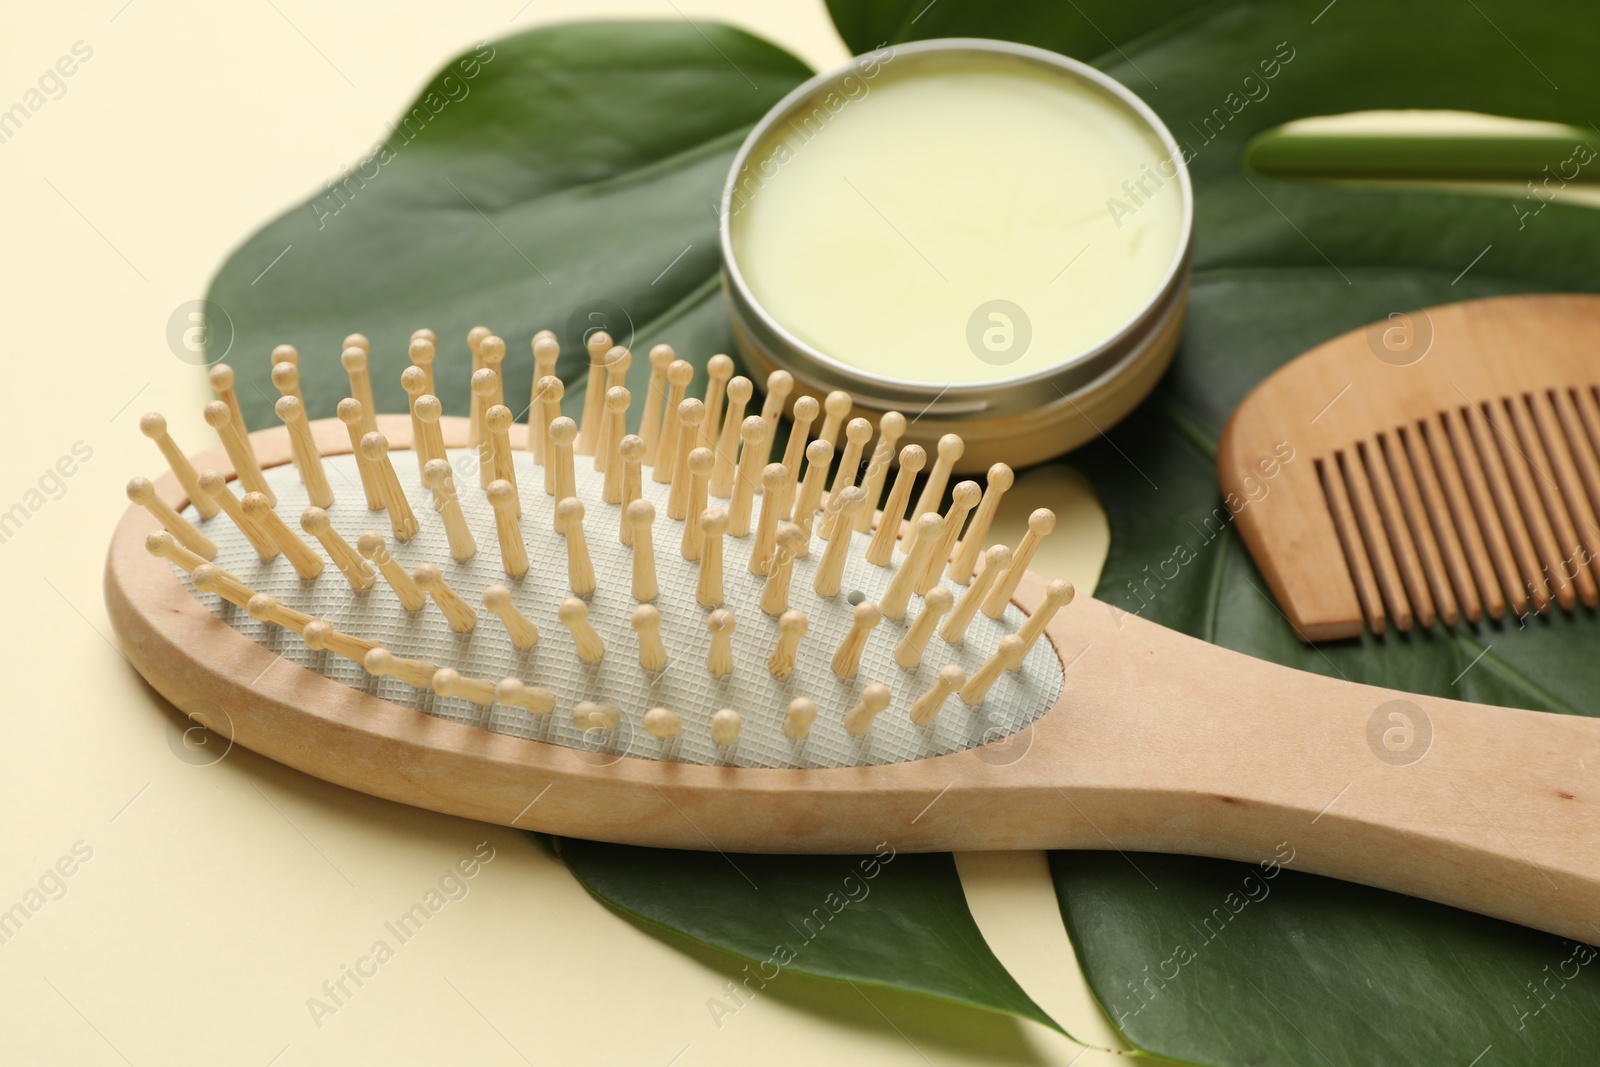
[{"xmin": 1020, "ymin": 585, "xmax": 1600, "ymax": 942}]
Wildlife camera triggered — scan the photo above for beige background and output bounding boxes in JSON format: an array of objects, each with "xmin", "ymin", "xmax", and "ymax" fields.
[{"xmin": 1, "ymin": 2, "xmax": 1126, "ymax": 1064}]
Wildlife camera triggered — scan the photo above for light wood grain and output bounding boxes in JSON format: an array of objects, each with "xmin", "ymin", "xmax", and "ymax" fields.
[
  {"xmin": 1221, "ymin": 293, "xmax": 1600, "ymax": 639},
  {"xmin": 105, "ymin": 412, "xmax": 1600, "ymax": 943}
]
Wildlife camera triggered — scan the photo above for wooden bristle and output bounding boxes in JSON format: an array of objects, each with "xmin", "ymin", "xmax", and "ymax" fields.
[
  {"xmin": 275, "ymin": 395, "xmax": 334, "ymax": 509},
  {"xmin": 818, "ymin": 390, "xmax": 852, "ymax": 452},
  {"xmin": 197, "ymin": 468, "xmax": 278, "ymax": 561},
  {"xmin": 760, "ymin": 522, "xmax": 804, "ymax": 616},
  {"xmin": 341, "ymin": 347, "xmax": 379, "ymax": 438},
  {"xmin": 754, "ymin": 370, "xmax": 794, "ymax": 479},
  {"xmin": 497, "ymin": 677, "xmax": 556, "ymax": 715},
  {"xmin": 811, "ymin": 485, "xmax": 865, "ymax": 597},
  {"xmin": 830, "ymin": 599, "xmax": 881, "ymax": 677},
  {"xmin": 701, "ymin": 354, "xmax": 734, "ymax": 451},
  {"xmin": 602, "ymin": 387, "xmax": 630, "ymax": 504},
  {"xmin": 895, "ymin": 586, "xmax": 953, "ymax": 670},
  {"xmin": 783, "ymin": 697, "xmax": 816, "ymax": 740},
  {"xmin": 303, "ymin": 619, "xmax": 377, "ymax": 665},
  {"xmin": 1015, "ymin": 579, "xmax": 1074, "ymax": 659},
  {"xmin": 654, "ymin": 360, "xmax": 694, "ymax": 484},
  {"xmin": 627, "ymin": 499, "xmax": 659, "ymax": 602},
  {"xmin": 791, "ymin": 439, "xmax": 833, "ymax": 556},
  {"xmin": 358, "ymin": 531, "xmax": 424, "ymax": 611},
  {"xmin": 707, "ymin": 609, "xmax": 735, "ymax": 676},
  {"xmin": 414, "ymin": 563, "xmax": 477, "ymax": 633},
  {"xmin": 191, "ymin": 563, "xmax": 255, "ymax": 608},
  {"xmin": 203, "ymin": 399, "xmax": 274, "ymax": 506},
  {"xmin": 821, "ymin": 418, "xmax": 874, "ymax": 539},
  {"xmin": 919, "ymin": 481, "xmax": 981, "ymax": 595},
  {"xmin": 433, "ymin": 667, "xmax": 496, "ymax": 706},
  {"xmin": 712, "ymin": 376, "xmax": 753, "ymax": 499},
  {"xmin": 710, "ymin": 708, "xmax": 742, "ymax": 746},
  {"xmin": 483, "ymin": 585, "xmax": 539, "ymax": 650},
  {"xmin": 573, "ymin": 701, "xmax": 623, "ymax": 732},
  {"xmin": 595, "ymin": 348, "xmax": 632, "ymax": 473},
  {"xmin": 619, "ymin": 435, "xmax": 646, "ymax": 545},
  {"xmin": 247, "ymin": 592, "xmax": 312, "ymax": 634},
  {"xmin": 408, "ymin": 336, "xmax": 437, "ymax": 397},
  {"xmin": 697, "ymin": 507, "xmax": 729, "ymax": 608},
  {"xmin": 728, "ymin": 416, "xmax": 767, "ymax": 538},
  {"xmin": 536, "ymin": 377, "xmax": 565, "ymax": 493},
  {"xmin": 422, "ymin": 460, "xmax": 477, "ymax": 563},
  {"xmin": 145, "ymin": 530, "xmax": 218, "ymax": 576},
  {"xmin": 643, "ymin": 707, "xmax": 682, "ymax": 739},
  {"xmin": 577, "ymin": 331, "xmax": 614, "ymax": 456},
  {"xmin": 467, "ymin": 325, "xmax": 493, "ymax": 446},
  {"xmin": 631, "ymin": 604, "xmax": 668, "ymax": 671},
  {"xmin": 960, "ymin": 635, "xmax": 1023, "ymax": 707},
  {"xmin": 855, "ymin": 411, "xmax": 905, "ymax": 533},
  {"xmin": 866, "ymin": 444, "xmax": 925, "ymax": 567},
  {"xmin": 943, "ymin": 545, "xmax": 1010, "ymax": 644},
  {"xmin": 680, "ymin": 448, "xmax": 715, "ymax": 560},
  {"xmin": 948, "ymin": 463, "xmax": 1012, "ymax": 584},
  {"xmin": 776, "ymin": 395, "xmax": 820, "ymax": 516},
  {"xmin": 768, "ymin": 609, "xmax": 807, "ymax": 678},
  {"xmin": 556, "ymin": 497, "xmax": 596, "ymax": 596},
  {"xmin": 908, "ymin": 664, "xmax": 965, "ymax": 727},
  {"xmin": 271, "ymin": 360, "xmax": 303, "ymax": 407},
  {"xmin": 139, "ymin": 413, "xmax": 217, "ymax": 519},
  {"xmin": 559, "ymin": 598, "xmax": 605, "ymax": 663},
  {"xmin": 751, "ymin": 463, "xmax": 791, "ymax": 577},
  {"xmin": 364, "ymin": 647, "xmax": 439, "ymax": 689},
  {"xmin": 842, "ymin": 683, "xmax": 890, "ymax": 738},
  {"xmin": 336, "ymin": 398, "xmax": 384, "ymax": 511},
  {"xmin": 300, "ymin": 507, "xmax": 375, "ymax": 590},
  {"xmin": 881, "ymin": 512, "xmax": 942, "ymax": 620},
  {"xmin": 549, "ymin": 417, "xmax": 578, "ymax": 524},
  {"xmin": 488, "ymin": 480, "xmax": 527, "ymax": 577},
  {"xmin": 667, "ymin": 399, "xmax": 705, "ymax": 521},
  {"xmin": 911, "ymin": 433, "xmax": 964, "ymax": 532},
  {"xmin": 360, "ymin": 432, "xmax": 418, "ymax": 542},
  {"xmin": 528, "ymin": 338, "xmax": 561, "ymax": 460},
  {"xmin": 981, "ymin": 509, "xmax": 1055, "ymax": 619},
  {"xmin": 241, "ymin": 492, "xmax": 322, "ymax": 579},
  {"xmin": 639, "ymin": 344, "xmax": 675, "ymax": 466}
]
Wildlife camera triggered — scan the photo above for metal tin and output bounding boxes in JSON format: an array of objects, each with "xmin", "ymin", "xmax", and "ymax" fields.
[{"xmin": 719, "ymin": 38, "xmax": 1194, "ymax": 472}]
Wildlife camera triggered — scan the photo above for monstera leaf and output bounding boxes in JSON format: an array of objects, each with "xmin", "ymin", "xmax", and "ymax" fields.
[
  {"xmin": 206, "ymin": 19, "xmax": 1052, "ymax": 1037},
  {"xmin": 206, "ymin": 7, "xmax": 1600, "ymax": 1064},
  {"xmin": 207, "ymin": 21, "xmax": 811, "ymax": 428},
  {"xmin": 827, "ymin": 0, "xmax": 1600, "ymax": 1063}
]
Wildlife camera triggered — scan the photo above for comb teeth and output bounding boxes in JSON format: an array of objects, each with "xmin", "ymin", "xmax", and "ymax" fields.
[{"xmin": 1317, "ymin": 386, "xmax": 1600, "ymax": 633}]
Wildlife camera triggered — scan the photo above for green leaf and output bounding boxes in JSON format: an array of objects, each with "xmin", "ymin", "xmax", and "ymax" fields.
[
  {"xmin": 206, "ymin": 21, "xmax": 813, "ymax": 428},
  {"xmin": 828, "ymin": 0, "xmax": 1600, "ymax": 1062},
  {"xmin": 206, "ymin": 19, "xmax": 1058, "ymax": 1030},
  {"xmin": 556, "ymin": 838, "xmax": 1059, "ymax": 1031},
  {"xmin": 1053, "ymin": 851, "xmax": 1600, "ymax": 1067}
]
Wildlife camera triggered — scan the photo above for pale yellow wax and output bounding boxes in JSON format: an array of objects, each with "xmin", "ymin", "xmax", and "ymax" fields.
[{"xmin": 730, "ymin": 53, "xmax": 1184, "ymax": 386}]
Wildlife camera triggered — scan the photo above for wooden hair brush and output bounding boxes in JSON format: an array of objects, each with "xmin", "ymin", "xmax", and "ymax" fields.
[
  {"xmin": 1220, "ymin": 293, "xmax": 1600, "ymax": 641},
  {"xmin": 107, "ymin": 324, "xmax": 1600, "ymax": 943}
]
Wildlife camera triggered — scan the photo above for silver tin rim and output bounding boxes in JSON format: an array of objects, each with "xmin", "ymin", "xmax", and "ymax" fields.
[{"xmin": 719, "ymin": 37, "xmax": 1194, "ymax": 418}]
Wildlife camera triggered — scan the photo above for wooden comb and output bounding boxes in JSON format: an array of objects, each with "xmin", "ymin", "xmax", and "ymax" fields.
[
  {"xmin": 106, "ymin": 326, "xmax": 1600, "ymax": 942},
  {"xmin": 1220, "ymin": 293, "xmax": 1600, "ymax": 641}
]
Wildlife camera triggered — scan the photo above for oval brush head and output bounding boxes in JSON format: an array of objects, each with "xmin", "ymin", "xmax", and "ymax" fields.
[{"xmin": 116, "ymin": 328, "xmax": 1068, "ymax": 771}]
